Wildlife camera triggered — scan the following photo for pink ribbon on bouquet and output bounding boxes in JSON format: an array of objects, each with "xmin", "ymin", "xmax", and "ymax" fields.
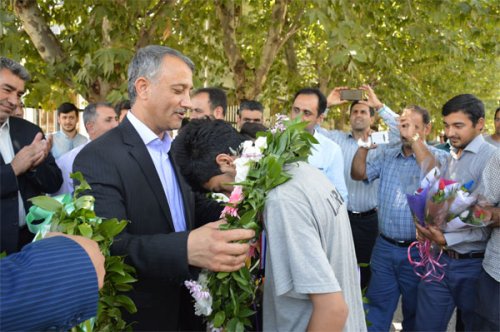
[{"xmin": 407, "ymin": 239, "xmax": 446, "ymax": 282}]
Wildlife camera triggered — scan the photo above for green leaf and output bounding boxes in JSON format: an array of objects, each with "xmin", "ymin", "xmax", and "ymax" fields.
[
  {"xmin": 213, "ymin": 310, "xmax": 226, "ymax": 328},
  {"xmin": 99, "ymin": 219, "xmax": 128, "ymax": 238},
  {"xmin": 114, "ymin": 295, "xmax": 137, "ymax": 313},
  {"xmin": 238, "ymin": 307, "xmax": 256, "ymax": 318},
  {"xmin": 29, "ymin": 196, "xmax": 63, "ymax": 212},
  {"xmin": 78, "ymin": 223, "xmax": 93, "ymax": 238}
]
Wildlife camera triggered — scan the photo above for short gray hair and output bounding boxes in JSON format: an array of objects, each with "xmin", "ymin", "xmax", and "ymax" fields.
[
  {"xmin": 0, "ymin": 57, "xmax": 31, "ymax": 82},
  {"xmin": 83, "ymin": 102, "xmax": 113, "ymax": 125},
  {"xmin": 127, "ymin": 45, "xmax": 195, "ymax": 106}
]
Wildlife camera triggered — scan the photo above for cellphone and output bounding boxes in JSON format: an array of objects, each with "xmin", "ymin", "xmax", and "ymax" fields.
[
  {"xmin": 340, "ymin": 89, "xmax": 364, "ymax": 101},
  {"xmin": 370, "ymin": 131, "xmax": 389, "ymax": 145}
]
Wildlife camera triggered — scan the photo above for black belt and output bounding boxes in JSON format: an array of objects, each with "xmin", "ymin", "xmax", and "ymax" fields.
[
  {"xmin": 380, "ymin": 233, "xmax": 414, "ymax": 247},
  {"xmin": 444, "ymin": 249, "xmax": 484, "ymax": 260},
  {"xmin": 348, "ymin": 208, "xmax": 377, "ymax": 217}
]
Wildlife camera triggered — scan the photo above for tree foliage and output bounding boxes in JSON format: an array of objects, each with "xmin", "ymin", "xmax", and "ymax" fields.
[{"xmin": 1, "ymin": 0, "xmax": 498, "ymax": 130}]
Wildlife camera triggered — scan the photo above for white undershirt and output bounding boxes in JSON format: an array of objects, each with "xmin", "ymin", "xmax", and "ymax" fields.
[{"xmin": 0, "ymin": 118, "xmax": 27, "ymax": 226}]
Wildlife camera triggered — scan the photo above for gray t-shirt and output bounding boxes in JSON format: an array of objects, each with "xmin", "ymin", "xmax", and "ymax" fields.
[{"xmin": 263, "ymin": 162, "xmax": 366, "ymax": 332}]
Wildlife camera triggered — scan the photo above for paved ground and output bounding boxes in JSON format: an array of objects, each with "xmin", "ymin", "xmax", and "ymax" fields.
[{"xmin": 390, "ymin": 297, "xmax": 456, "ymax": 331}]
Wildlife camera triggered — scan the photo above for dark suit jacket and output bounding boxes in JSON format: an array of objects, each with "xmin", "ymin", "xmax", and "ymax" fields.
[
  {"xmin": 73, "ymin": 118, "xmax": 220, "ymax": 331},
  {"xmin": 0, "ymin": 117, "xmax": 62, "ymax": 254},
  {"xmin": 0, "ymin": 236, "xmax": 98, "ymax": 331}
]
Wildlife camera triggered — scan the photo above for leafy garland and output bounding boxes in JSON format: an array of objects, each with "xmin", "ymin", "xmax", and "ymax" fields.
[
  {"xmin": 185, "ymin": 116, "xmax": 317, "ymax": 332},
  {"xmin": 25, "ymin": 172, "xmax": 137, "ymax": 331}
]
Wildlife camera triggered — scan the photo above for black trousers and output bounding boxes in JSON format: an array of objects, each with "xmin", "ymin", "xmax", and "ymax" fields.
[{"xmin": 348, "ymin": 210, "xmax": 379, "ymax": 291}]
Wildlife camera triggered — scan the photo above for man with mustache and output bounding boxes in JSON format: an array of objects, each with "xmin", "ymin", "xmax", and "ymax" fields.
[
  {"xmin": 0, "ymin": 57, "xmax": 62, "ymax": 254},
  {"xmin": 73, "ymin": 46, "xmax": 254, "ymax": 331}
]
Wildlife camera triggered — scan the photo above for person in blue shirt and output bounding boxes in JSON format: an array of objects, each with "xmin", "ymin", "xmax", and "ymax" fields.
[
  {"xmin": 351, "ymin": 105, "xmax": 448, "ymax": 331},
  {"xmin": 290, "ymin": 88, "xmax": 348, "ymax": 203},
  {"xmin": 0, "ymin": 234, "xmax": 105, "ymax": 331}
]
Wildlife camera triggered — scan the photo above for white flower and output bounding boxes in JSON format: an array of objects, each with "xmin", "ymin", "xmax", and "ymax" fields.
[
  {"xmin": 185, "ymin": 272, "xmax": 213, "ymax": 317},
  {"xmin": 460, "ymin": 210, "xmax": 470, "ymax": 219},
  {"xmin": 254, "ymin": 136, "xmax": 268, "ymax": 152},
  {"xmin": 242, "ymin": 140, "xmax": 253, "ymax": 150},
  {"xmin": 234, "ymin": 157, "xmax": 251, "ymax": 183}
]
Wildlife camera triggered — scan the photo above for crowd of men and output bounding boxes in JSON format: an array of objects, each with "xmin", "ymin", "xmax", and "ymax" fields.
[{"xmin": 0, "ymin": 46, "xmax": 499, "ymax": 332}]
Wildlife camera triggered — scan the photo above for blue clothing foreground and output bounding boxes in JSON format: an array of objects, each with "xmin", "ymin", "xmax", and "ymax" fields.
[{"xmin": 0, "ymin": 236, "xmax": 98, "ymax": 331}]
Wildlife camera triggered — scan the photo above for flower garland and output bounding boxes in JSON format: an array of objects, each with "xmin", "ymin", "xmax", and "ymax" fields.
[
  {"xmin": 25, "ymin": 172, "xmax": 137, "ymax": 332},
  {"xmin": 185, "ymin": 115, "xmax": 317, "ymax": 331}
]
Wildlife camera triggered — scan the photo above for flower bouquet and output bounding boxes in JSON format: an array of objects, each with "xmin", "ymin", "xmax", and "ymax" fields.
[
  {"xmin": 406, "ymin": 167, "xmax": 489, "ymax": 281},
  {"xmin": 184, "ymin": 115, "xmax": 317, "ymax": 332},
  {"xmin": 25, "ymin": 172, "xmax": 137, "ymax": 331}
]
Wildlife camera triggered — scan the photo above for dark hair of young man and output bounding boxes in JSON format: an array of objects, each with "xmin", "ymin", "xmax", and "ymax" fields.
[
  {"xmin": 350, "ymin": 101, "xmax": 375, "ymax": 117},
  {"xmin": 292, "ymin": 88, "xmax": 328, "ymax": 116},
  {"xmin": 57, "ymin": 102, "xmax": 79, "ymax": 117},
  {"xmin": 442, "ymin": 94, "xmax": 485, "ymax": 126},
  {"xmin": 193, "ymin": 87, "xmax": 227, "ymax": 116},
  {"xmin": 495, "ymin": 106, "xmax": 500, "ymax": 119},
  {"xmin": 173, "ymin": 119, "xmax": 244, "ymax": 191},
  {"xmin": 238, "ymin": 100, "xmax": 264, "ymax": 115},
  {"xmin": 240, "ymin": 122, "xmax": 268, "ymax": 140},
  {"xmin": 114, "ymin": 99, "xmax": 131, "ymax": 117}
]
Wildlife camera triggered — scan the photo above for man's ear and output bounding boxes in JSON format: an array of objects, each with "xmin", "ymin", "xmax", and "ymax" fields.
[
  {"xmin": 215, "ymin": 153, "xmax": 234, "ymax": 171},
  {"xmin": 424, "ymin": 122, "xmax": 432, "ymax": 136},
  {"xmin": 85, "ymin": 121, "xmax": 94, "ymax": 135},
  {"xmin": 134, "ymin": 77, "xmax": 150, "ymax": 100},
  {"xmin": 317, "ymin": 113, "xmax": 325, "ymax": 124},
  {"xmin": 475, "ymin": 117, "xmax": 485, "ymax": 131},
  {"xmin": 213, "ymin": 106, "xmax": 224, "ymax": 120}
]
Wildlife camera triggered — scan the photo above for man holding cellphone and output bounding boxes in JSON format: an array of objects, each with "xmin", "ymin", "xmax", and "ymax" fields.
[{"xmin": 316, "ymin": 85, "xmax": 399, "ymax": 290}]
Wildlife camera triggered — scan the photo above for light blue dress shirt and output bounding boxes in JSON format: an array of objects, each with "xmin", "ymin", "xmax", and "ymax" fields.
[
  {"xmin": 442, "ymin": 134, "xmax": 496, "ymax": 253},
  {"xmin": 317, "ymin": 104, "xmax": 400, "ymax": 212},
  {"xmin": 127, "ymin": 112, "xmax": 187, "ymax": 232},
  {"xmin": 51, "ymin": 131, "xmax": 88, "ymax": 159},
  {"xmin": 308, "ymin": 130, "xmax": 348, "ymax": 203},
  {"xmin": 366, "ymin": 145, "xmax": 449, "ymax": 241}
]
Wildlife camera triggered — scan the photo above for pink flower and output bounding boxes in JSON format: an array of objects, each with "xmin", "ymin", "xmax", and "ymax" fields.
[{"xmin": 220, "ymin": 186, "xmax": 244, "ymax": 219}]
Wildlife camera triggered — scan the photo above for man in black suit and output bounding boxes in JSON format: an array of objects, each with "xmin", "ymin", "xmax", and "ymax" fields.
[
  {"xmin": 0, "ymin": 57, "xmax": 62, "ymax": 254},
  {"xmin": 73, "ymin": 46, "xmax": 254, "ymax": 331}
]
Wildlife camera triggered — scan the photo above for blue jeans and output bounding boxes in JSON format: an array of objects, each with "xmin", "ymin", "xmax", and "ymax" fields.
[
  {"xmin": 415, "ymin": 254, "xmax": 482, "ymax": 331},
  {"xmin": 365, "ymin": 236, "xmax": 420, "ymax": 331},
  {"xmin": 473, "ymin": 268, "xmax": 500, "ymax": 331}
]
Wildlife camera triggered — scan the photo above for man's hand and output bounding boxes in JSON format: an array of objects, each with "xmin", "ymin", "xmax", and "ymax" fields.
[
  {"xmin": 187, "ymin": 220, "xmax": 255, "ymax": 272},
  {"xmin": 398, "ymin": 115, "xmax": 420, "ymax": 144},
  {"xmin": 326, "ymin": 86, "xmax": 349, "ymax": 107},
  {"xmin": 10, "ymin": 132, "xmax": 51, "ymax": 176},
  {"xmin": 46, "ymin": 232, "xmax": 106, "ymax": 289},
  {"xmin": 483, "ymin": 206, "xmax": 500, "ymax": 228},
  {"xmin": 415, "ymin": 223, "xmax": 447, "ymax": 246},
  {"xmin": 358, "ymin": 84, "xmax": 383, "ymax": 111}
]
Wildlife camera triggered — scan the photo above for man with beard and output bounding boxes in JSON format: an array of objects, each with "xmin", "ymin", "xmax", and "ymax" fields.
[
  {"xmin": 415, "ymin": 94, "xmax": 496, "ymax": 331},
  {"xmin": 0, "ymin": 57, "xmax": 62, "ymax": 254},
  {"xmin": 190, "ymin": 87, "xmax": 226, "ymax": 120},
  {"xmin": 73, "ymin": 46, "xmax": 254, "ymax": 331},
  {"xmin": 351, "ymin": 105, "xmax": 448, "ymax": 331},
  {"xmin": 51, "ymin": 102, "xmax": 88, "ymax": 159}
]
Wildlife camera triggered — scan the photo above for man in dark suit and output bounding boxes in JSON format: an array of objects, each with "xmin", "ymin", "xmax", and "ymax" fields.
[
  {"xmin": 0, "ymin": 57, "xmax": 62, "ymax": 254},
  {"xmin": 73, "ymin": 45, "xmax": 254, "ymax": 331}
]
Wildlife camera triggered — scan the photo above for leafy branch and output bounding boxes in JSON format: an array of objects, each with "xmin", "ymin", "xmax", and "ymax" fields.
[{"xmin": 26, "ymin": 172, "xmax": 137, "ymax": 331}]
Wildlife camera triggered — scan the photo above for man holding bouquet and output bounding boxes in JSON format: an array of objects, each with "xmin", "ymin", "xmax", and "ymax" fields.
[
  {"xmin": 415, "ymin": 94, "xmax": 496, "ymax": 331},
  {"xmin": 351, "ymin": 105, "xmax": 448, "ymax": 331}
]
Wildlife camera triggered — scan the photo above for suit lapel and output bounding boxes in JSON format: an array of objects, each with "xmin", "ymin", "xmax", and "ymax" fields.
[{"xmin": 120, "ymin": 118, "xmax": 176, "ymax": 231}]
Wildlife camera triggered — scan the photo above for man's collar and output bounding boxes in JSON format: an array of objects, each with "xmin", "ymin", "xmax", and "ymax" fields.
[
  {"xmin": 450, "ymin": 134, "xmax": 484, "ymax": 157},
  {"xmin": 0, "ymin": 117, "xmax": 10, "ymax": 131},
  {"xmin": 127, "ymin": 111, "xmax": 172, "ymax": 152}
]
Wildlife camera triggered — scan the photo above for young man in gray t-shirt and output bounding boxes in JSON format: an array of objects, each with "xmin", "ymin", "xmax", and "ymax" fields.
[{"xmin": 173, "ymin": 119, "xmax": 366, "ymax": 331}]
